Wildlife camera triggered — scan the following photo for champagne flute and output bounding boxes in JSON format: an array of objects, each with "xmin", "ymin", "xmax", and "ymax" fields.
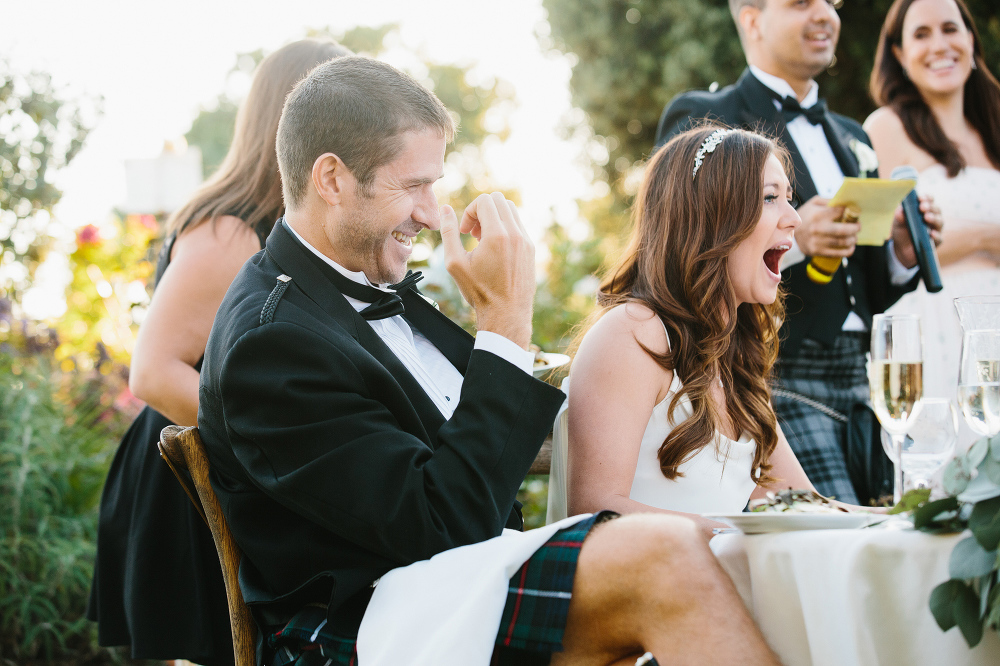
[
  {"xmin": 957, "ymin": 329, "xmax": 1000, "ymax": 438},
  {"xmin": 880, "ymin": 398, "xmax": 958, "ymax": 491},
  {"xmin": 870, "ymin": 314, "xmax": 924, "ymax": 504}
]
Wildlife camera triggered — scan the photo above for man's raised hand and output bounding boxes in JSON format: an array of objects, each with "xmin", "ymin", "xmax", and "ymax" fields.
[{"xmin": 439, "ymin": 192, "xmax": 535, "ymax": 349}]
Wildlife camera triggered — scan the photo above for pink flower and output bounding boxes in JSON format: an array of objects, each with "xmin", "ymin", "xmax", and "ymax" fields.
[{"xmin": 76, "ymin": 224, "xmax": 100, "ymax": 246}]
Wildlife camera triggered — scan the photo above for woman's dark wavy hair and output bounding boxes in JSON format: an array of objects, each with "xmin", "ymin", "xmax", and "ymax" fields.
[
  {"xmin": 591, "ymin": 126, "xmax": 789, "ymax": 485},
  {"xmin": 168, "ymin": 39, "xmax": 350, "ymax": 237},
  {"xmin": 870, "ymin": 0, "xmax": 1000, "ymax": 177}
]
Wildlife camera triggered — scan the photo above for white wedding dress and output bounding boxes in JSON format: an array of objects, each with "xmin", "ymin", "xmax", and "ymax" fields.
[
  {"xmin": 547, "ymin": 325, "xmax": 759, "ymax": 523},
  {"xmin": 886, "ymin": 165, "xmax": 1000, "ymax": 447},
  {"xmin": 628, "ymin": 370, "xmax": 758, "ymax": 514}
]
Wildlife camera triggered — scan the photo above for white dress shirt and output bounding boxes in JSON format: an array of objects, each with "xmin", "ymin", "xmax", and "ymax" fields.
[
  {"xmin": 284, "ymin": 222, "xmax": 534, "ymax": 420},
  {"xmin": 749, "ymin": 66, "xmax": 919, "ymax": 331}
]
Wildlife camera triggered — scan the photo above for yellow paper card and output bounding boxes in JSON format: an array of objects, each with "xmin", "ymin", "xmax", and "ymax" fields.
[{"xmin": 827, "ymin": 177, "xmax": 915, "ymax": 246}]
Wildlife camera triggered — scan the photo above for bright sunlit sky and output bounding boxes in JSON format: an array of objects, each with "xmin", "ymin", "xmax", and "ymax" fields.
[{"xmin": 2, "ymin": 0, "xmax": 598, "ymax": 317}]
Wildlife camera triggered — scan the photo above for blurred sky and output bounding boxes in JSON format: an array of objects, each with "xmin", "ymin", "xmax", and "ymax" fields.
[{"xmin": 1, "ymin": 0, "xmax": 594, "ymax": 237}]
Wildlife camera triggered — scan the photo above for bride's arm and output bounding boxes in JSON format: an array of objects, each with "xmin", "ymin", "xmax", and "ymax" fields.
[
  {"xmin": 751, "ymin": 423, "xmax": 884, "ymax": 512},
  {"xmin": 567, "ymin": 303, "xmax": 728, "ymax": 540},
  {"xmin": 749, "ymin": 422, "xmax": 815, "ymax": 501}
]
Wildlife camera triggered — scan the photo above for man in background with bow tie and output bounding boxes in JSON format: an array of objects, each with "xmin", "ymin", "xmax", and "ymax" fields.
[
  {"xmin": 655, "ymin": 0, "xmax": 942, "ymax": 504},
  {"xmin": 198, "ymin": 55, "xmax": 779, "ymax": 666}
]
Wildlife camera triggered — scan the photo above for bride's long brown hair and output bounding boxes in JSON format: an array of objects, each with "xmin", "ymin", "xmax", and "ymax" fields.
[{"xmin": 595, "ymin": 126, "xmax": 788, "ymax": 484}]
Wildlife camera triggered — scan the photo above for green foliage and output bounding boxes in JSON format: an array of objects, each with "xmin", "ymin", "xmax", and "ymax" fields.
[
  {"xmin": 184, "ymin": 98, "xmax": 239, "ymax": 177},
  {"xmin": 0, "ymin": 334, "xmax": 132, "ymax": 661},
  {"xmin": 903, "ymin": 433, "xmax": 1000, "ymax": 647},
  {"xmin": 532, "ymin": 223, "xmax": 607, "ymax": 352},
  {"xmin": 57, "ymin": 214, "xmax": 160, "ymax": 369},
  {"xmin": 0, "ymin": 61, "xmax": 98, "ymax": 304},
  {"xmin": 517, "ymin": 475, "xmax": 550, "ymax": 530}
]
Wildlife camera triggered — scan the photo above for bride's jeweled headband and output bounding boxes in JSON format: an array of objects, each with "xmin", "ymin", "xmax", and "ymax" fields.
[{"xmin": 692, "ymin": 129, "xmax": 735, "ymax": 179}]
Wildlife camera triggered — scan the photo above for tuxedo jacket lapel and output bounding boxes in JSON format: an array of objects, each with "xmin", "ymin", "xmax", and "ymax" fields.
[
  {"xmin": 735, "ymin": 70, "xmax": 818, "ymax": 201},
  {"xmin": 401, "ymin": 291, "xmax": 474, "ymax": 375},
  {"xmin": 821, "ymin": 111, "xmax": 861, "ymax": 177},
  {"xmin": 264, "ymin": 222, "xmax": 447, "ymax": 437}
]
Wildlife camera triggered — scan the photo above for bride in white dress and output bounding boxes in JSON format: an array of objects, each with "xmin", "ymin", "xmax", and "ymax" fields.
[
  {"xmin": 566, "ymin": 127, "xmax": 819, "ymax": 540},
  {"xmin": 864, "ymin": 0, "xmax": 1000, "ymax": 443}
]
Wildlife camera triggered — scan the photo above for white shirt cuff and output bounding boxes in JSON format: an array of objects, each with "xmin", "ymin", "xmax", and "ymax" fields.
[
  {"xmin": 474, "ymin": 331, "xmax": 534, "ymax": 376},
  {"xmin": 886, "ymin": 240, "xmax": 919, "ymax": 285}
]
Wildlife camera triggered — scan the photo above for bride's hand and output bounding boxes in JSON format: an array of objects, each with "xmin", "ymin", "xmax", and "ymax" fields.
[{"xmin": 696, "ymin": 516, "xmax": 736, "ymax": 541}]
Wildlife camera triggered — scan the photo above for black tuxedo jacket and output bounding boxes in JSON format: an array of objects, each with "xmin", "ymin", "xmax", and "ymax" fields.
[
  {"xmin": 654, "ymin": 69, "xmax": 918, "ymax": 357},
  {"xmin": 198, "ymin": 221, "xmax": 565, "ymax": 637}
]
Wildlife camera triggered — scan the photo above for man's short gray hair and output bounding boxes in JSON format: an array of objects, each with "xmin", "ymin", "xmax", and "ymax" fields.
[{"xmin": 276, "ymin": 55, "xmax": 456, "ymax": 206}]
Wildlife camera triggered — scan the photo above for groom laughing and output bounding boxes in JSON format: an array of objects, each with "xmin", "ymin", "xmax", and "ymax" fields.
[{"xmin": 197, "ymin": 55, "xmax": 778, "ymax": 666}]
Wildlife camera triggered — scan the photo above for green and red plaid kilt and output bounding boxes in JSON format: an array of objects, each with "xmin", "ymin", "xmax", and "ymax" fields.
[{"xmin": 266, "ymin": 511, "xmax": 616, "ymax": 666}]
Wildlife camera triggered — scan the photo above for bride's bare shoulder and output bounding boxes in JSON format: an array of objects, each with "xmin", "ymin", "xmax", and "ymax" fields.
[{"xmin": 583, "ymin": 302, "xmax": 669, "ymax": 357}]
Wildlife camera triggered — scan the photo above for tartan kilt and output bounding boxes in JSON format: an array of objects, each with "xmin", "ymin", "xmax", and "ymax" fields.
[
  {"xmin": 773, "ymin": 332, "xmax": 870, "ymax": 505},
  {"xmin": 266, "ymin": 511, "xmax": 617, "ymax": 666}
]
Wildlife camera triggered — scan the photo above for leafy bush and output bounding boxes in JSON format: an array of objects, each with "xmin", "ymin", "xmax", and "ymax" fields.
[
  {"xmin": 0, "ymin": 324, "xmax": 133, "ymax": 662},
  {"xmin": 901, "ymin": 434, "xmax": 1000, "ymax": 647}
]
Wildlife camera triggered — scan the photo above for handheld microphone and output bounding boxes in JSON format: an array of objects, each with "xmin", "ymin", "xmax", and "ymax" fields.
[{"xmin": 891, "ymin": 166, "xmax": 943, "ymax": 293}]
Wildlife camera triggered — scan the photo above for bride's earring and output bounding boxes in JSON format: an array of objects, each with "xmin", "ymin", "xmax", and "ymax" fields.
[{"xmin": 972, "ymin": 58, "xmax": 978, "ymax": 70}]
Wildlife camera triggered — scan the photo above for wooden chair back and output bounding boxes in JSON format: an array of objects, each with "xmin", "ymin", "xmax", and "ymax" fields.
[{"xmin": 158, "ymin": 425, "xmax": 257, "ymax": 666}]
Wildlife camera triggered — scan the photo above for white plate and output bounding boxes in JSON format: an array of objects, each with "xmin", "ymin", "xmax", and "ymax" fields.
[
  {"xmin": 532, "ymin": 352, "xmax": 570, "ymax": 377},
  {"xmin": 703, "ymin": 512, "xmax": 887, "ymax": 534}
]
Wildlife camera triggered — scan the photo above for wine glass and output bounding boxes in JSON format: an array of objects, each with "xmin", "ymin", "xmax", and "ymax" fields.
[
  {"xmin": 880, "ymin": 398, "xmax": 958, "ymax": 491},
  {"xmin": 870, "ymin": 314, "xmax": 924, "ymax": 504},
  {"xmin": 957, "ymin": 329, "xmax": 1000, "ymax": 438}
]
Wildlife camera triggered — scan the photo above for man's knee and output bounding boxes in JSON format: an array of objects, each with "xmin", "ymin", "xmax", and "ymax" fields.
[{"xmin": 575, "ymin": 513, "xmax": 720, "ymax": 602}]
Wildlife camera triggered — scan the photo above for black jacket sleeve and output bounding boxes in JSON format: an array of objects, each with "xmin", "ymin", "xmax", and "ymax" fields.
[{"xmin": 216, "ymin": 321, "xmax": 565, "ymax": 565}]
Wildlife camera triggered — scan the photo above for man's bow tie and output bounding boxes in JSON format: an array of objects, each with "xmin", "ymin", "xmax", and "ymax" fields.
[
  {"xmin": 780, "ymin": 96, "xmax": 828, "ymax": 126},
  {"xmin": 328, "ymin": 269, "xmax": 424, "ymax": 321}
]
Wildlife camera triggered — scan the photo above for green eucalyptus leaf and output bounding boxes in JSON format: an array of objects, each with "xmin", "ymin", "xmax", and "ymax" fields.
[
  {"xmin": 954, "ymin": 582, "xmax": 985, "ymax": 647},
  {"xmin": 943, "ymin": 457, "xmax": 972, "ymax": 496},
  {"xmin": 889, "ymin": 487, "xmax": 931, "ymax": 514},
  {"xmin": 982, "ymin": 454, "xmax": 1000, "ymax": 485},
  {"xmin": 930, "ymin": 579, "xmax": 964, "ymax": 631},
  {"xmin": 959, "ymin": 472, "xmax": 1000, "ymax": 504},
  {"xmin": 949, "ymin": 536, "xmax": 997, "ymax": 579},
  {"xmin": 968, "ymin": 438, "xmax": 990, "ymax": 469},
  {"xmin": 988, "ymin": 582, "xmax": 1000, "ymax": 630},
  {"xmin": 981, "ymin": 574, "xmax": 993, "ymax": 620},
  {"xmin": 990, "ymin": 434, "xmax": 1000, "ymax": 462},
  {"xmin": 914, "ymin": 497, "xmax": 960, "ymax": 530},
  {"xmin": 969, "ymin": 496, "xmax": 1000, "ymax": 551}
]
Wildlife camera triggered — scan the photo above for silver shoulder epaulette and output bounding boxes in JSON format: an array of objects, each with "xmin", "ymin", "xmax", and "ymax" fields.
[{"xmin": 260, "ymin": 274, "xmax": 292, "ymax": 325}]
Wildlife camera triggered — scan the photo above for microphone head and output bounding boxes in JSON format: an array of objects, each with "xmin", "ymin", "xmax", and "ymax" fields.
[{"xmin": 891, "ymin": 165, "xmax": 918, "ymax": 181}]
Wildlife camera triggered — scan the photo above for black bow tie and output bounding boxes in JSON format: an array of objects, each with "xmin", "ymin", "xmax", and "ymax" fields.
[
  {"xmin": 327, "ymin": 268, "xmax": 424, "ymax": 321},
  {"xmin": 780, "ymin": 96, "xmax": 828, "ymax": 125}
]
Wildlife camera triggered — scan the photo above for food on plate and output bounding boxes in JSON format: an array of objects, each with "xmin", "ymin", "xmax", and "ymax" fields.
[
  {"xmin": 748, "ymin": 488, "xmax": 848, "ymax": 514},
  {"xmin": 530, "ymin": 343, "xmax": 547, "ymax": 369}
]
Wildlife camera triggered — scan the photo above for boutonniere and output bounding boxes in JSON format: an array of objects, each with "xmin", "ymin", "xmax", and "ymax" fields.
[{"xmin": 849, "ymin": 138, "xmax": 879, "ymax": 177}]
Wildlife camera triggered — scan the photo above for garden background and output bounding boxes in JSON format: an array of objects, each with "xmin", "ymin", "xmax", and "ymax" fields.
[{"xmin": 2, "ymin": 0, "xmax": 998, "ymax": 661}]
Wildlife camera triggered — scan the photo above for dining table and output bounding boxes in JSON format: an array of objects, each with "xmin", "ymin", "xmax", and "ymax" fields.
[{"xmin": 710, "ymin": 522, "xmax": 1000, "ymax": 666}]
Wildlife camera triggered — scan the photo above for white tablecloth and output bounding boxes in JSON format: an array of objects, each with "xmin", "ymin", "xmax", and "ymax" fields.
[{"xmin": 711, "ymin": 527, "xmax": 1000, "ymax": 666}]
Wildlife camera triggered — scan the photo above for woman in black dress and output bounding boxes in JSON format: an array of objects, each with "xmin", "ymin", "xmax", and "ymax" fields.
[{"xmin": 88, "ymin": 38, "xmax": 348, "ymax": 665}]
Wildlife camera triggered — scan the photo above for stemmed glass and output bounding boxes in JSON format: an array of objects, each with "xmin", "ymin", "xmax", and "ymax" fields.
[
  {"xmin": 880, "ymin": 398, "xmax": 958, "ymax": 491},
  {"xmin": 870, "ymin": 314, "xmax": 924, "ymax": 504},
  {"xmin": 957, "ymin": 329, "xmax": 1000, "ymax": 439}
]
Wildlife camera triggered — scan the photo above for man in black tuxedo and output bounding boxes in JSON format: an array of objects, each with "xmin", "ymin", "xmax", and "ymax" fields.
[
  {"xmin": 655, "ymin": 0, "xmax": 941, "ymax": 504},
  {"xmin": 199, "ymin": 56, "xmax": 779, "ymax": 665}
]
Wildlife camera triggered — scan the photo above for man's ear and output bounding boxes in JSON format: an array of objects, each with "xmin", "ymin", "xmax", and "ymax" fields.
[
  {"xmin": 739, "ymin": 5, "xmax": 763, "ymax": 44},
  {"xmin": 311, "ymin": 153, "xmax": 351, "ymax": 207}
]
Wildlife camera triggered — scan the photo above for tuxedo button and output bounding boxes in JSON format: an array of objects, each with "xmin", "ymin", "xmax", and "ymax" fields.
[{"xmin": 849, "ymin": 295, "xmax": 857, "ymax": 307}]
